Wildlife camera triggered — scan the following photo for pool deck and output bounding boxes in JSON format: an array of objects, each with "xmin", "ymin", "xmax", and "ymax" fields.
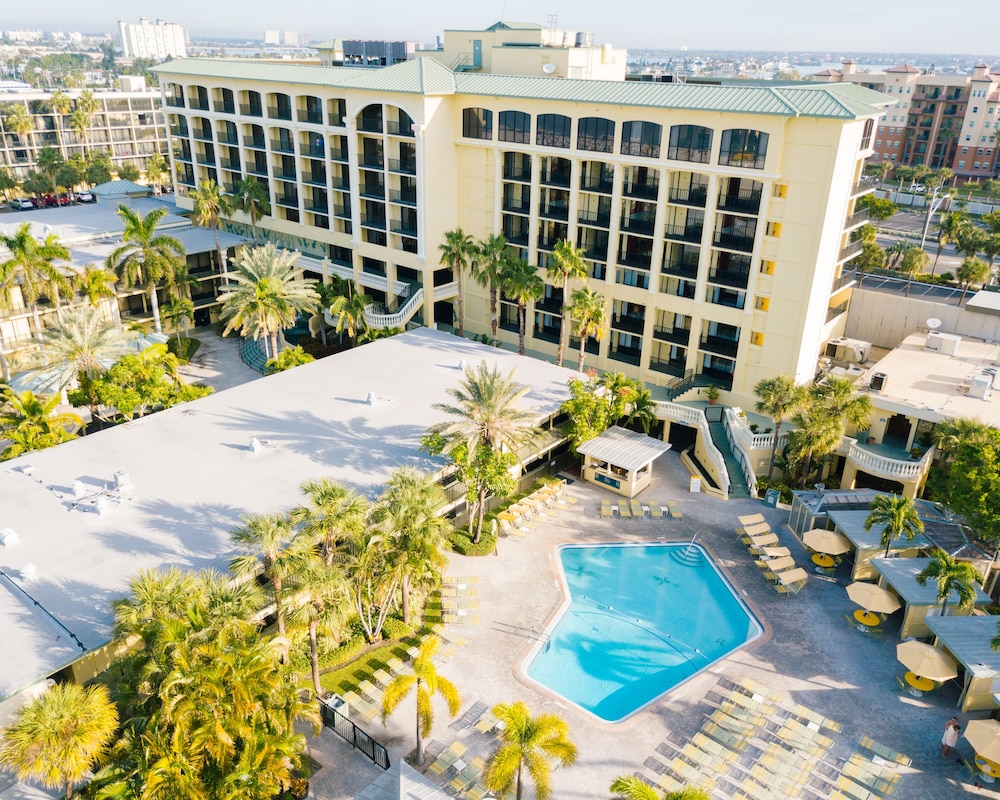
[{"xmin": 325, "ymin": 450, "xmax": 996, "ymax": 800}]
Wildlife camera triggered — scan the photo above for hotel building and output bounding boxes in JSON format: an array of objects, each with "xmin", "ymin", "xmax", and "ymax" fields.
[{"xmin": 153, "ymin": 55, "xmax": 888, "ymax": 416}]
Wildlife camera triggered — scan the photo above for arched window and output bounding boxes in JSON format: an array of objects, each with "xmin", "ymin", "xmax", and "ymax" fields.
[
  {"xmin": 621, "ymin": 121, "xmax": 662, "ymax": 158},
  {"xmin": 577, "ymin": 117, "xmax": 615, "ymax": 153},
  {"xmin": 719, "ymin": 129, "xmax": 769, "ymax": 169},
  {"xmin": 499, "ymin": 111, "xmax": 531, "ymax": 144},
  {"xmin": 462, "ymin": 108, "xmax": 493, "ymax": 140},
  {"xmin": 668, "ymin": 125, "xmax": 713, "ymax": 163},
  {"xmin": 536, "ymin": 114, "xmax": 571, "ymax": 148}
]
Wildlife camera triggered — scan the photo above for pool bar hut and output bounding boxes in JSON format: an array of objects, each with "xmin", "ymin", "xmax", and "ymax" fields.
[
  {"xmin": 576, "ymin": 426, "xmax": 672, "ymax": 498},
  {"xmin": 925, "ymin": 615, "xmax": 1000, "ymax": 712},
  {"xmin": 871, "ymin": 557, "xmax": 992, "ymax": 640},
  {"xmin": 827, "ymin": 509, "xmax": 932, "ymax": 582}
]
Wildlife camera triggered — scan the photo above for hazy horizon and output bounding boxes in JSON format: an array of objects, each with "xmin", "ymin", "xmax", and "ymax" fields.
[{"xmin": 3, "ymin": 1, "xmax": 998, "ymax": 57}]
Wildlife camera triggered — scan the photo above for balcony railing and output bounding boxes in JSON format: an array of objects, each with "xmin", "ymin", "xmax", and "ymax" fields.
[
  {"xmin": 839, "ymin": 240, "xmax": 864, "ymax": 262},
  {"xmin": 358, "ymin": 117, "xmax": 383, "ymax": 133},
  {"xmin": 707, "ymin": 268, "xmax": 750, "ymax": 289},
  {"xmin": 270, "ymin": 139, "xmax": 295, "ymax": 154},
  {"xmin": 169, "ymin": 126, "xmax": 189, "ymax": 137},
  {"xmin": 189, "ymin": 98, "xmax": 209, "ymax": 111},
  {"xmin": 620, "ymin": 215, "xmax": 656, "ymax": 235},
  {"xmin": 196, "ymin": 154, "xmax": 215, "ymax": 165},
  {"xmin": 387, "ymin": 121, "xmax": 415, "ymax": 137},
  {"xmin": 360, "ymin": 156, "xmax": 384, "ymax": 170},
  {"xmin": 850, "ymin": 179, "xmax": 875, "ymax": 197},
  {"xmin": 668, "ymin": 186, "xmax": 708, "ymax": 207},
  {"xmin": 268, "ymin": 106, "xmax": 293, "ymax": 121},
  {"xmin": 537, "ymin": 236, "xmax": 559, "ymax": 252},
  {"xmin": 826, "ymin": 301, "xmax": 849, "ymax": 322},
  {"xmin": 305, "ymin": 201, "xmax": 329, "ymax": 214},
  {"xmin": 502, "ymin": 199, "xmax": 531, "ymax": 214},
  {"xmin": 649, "ymin": 357, "xmax": 687, "ymax": 377},
  {"xmin": 504, "ymin": 230, "xmax": 529, "ymax": 246},
  {"xmin": 390, "ymin": 189, "xmax": 417, "ymax": 206},
  {"xmin": 388, "ymin": 158, "xmax": 416, "ymax": 175},
  {"xmin": 245, "ymin": 162, "xmax": 267, "ymax": 176},
  {"xmin": 329, "ymin": 113, "xmax": 347, "ymax": 127},
  {"xmin": 192, "ymin": 130, "xmax": 213, "ymax": 141},
  {"xmin": 713, "ymin": 230, "xmax": 756, "ymax": 252},
  {"xmin": 717, "ymin": 189, "xmax": 762, "ymax": 215},
  {"xmin": 359, "ymin": 184, "xmax": 385, "ymax": 199},
  {"xmin": 652, "ymin": 326, "xmax": 690, "ymax": 344},
  {"xmin": 611, "ymin": 314, "xmax": 646, "ymax": 334},
  {"xmin": 273, "ymin": 168, "xmax": 297, "ymax": 181},
  {"xmin": 578, "ymin": 210, "xmax": 610, "ymax": 227},
  {"xmin": 165, "ymin": 97, "xmax": 185, "ymax": 108},
  {"xmin": 831, "ymin": 270, "xmax": 856, "ymax": 293},
  {"xmin": 390, "ymin": 219, "xmax": 418, "ymax": 237},
  {"xmin": 615, "ymin": 267, "xmax": 650, "ymax": 290},
  {"xmin": 844, "ymin": 208, "xmax": 871, "ymax": 230},
  {"xmin": 299, "ymin": 111, "xmax": 323, "ymax": 125},
  {"xmin": 662, "ymin": 256, "xmax": 699, "ymax": 279},
  {"xmin": 213, "ymin": 101, "xmax": 235, "ymax": 114},
  {"xmin": 667, "ymin": 146, "xmax": 711, "ymax": 164},
  {"xmin": 540, "ymin": 204, "xmax": 569, "ymax": 222},
  {"xmin": 622, "ymin": 181, "xmax": 659, "ymax": 200},
  {"xmin": 847, "ymin": 440, "xmax": 935, "ymax": 482},
  {"xmin": 217, "ymin": 132, "xmax": 238, "ymax": 145},
  {"xmin": 617, "ymin": 251, "xmax": 653, "ymax": 270},
  {"xmin": 275, "ymin": 193, "xmax": 299, "ymax": 208},
  {"xmin": 700, "ymin": 335, "xmax": 739, "ymax": 357},
  {"xmin": 329, "ymin": 148, "xmax": 348, "ymax": 162},
  {"xmin": 219, "ymin": 158, "xmax": 241, "ymax": 171},
  {"xmin": 608, "ymin": 347, "xmax": 642, "ymax": 365},
  {"xmin": 540, "ymin": 171, "xmax": 571, "ymax": 188},
  {"xmin": 239, "ymin": 103, "xmax": 263, "ymax": 117},
  {"xmin": 664, "ymin": 224, "xmax": 703, "ymax": 244},
  {"xmin": 302, "ymin": 171, "xmax": 327, "ymax": 186},
  {"xmin": 580, "ymin": 175, "xmax": 613, "ymax": 194},
  {"xmin": 333, "ymin": 204, "xmax": 352, "ymax": 219},
  {"xmin": 243, "ymin": 135, "xmax": 265, "ymax": 149},
  {"xmin": 361, "ymin": 215, "xmax": 387, "ymax": 230},
  {"xmin": 503, "ymin": 165, "xmax": 532, "ymax": 182},
  {"xmin": 302, "ymin": 143, "xmax": 325, "ymax": 158}
]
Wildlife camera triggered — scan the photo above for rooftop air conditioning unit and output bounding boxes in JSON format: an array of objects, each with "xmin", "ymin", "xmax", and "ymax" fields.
[
  {"xmin": 870, "ymin": 372, "xmax": 888, "ymax": 392},
  {"xmin": 826, "ymin": 337, "xmax": 871, "ymax": 364},
  {"xmin": 925, "ymin": 331, "xmax": 961, "ymax": 356},
  {"xmin": 969, "ymin": 373, "xmax": 992, "ymax": 400},
  {"xmin": 0, "ymin": 528, "xmax": 19, "ymax": 547}
]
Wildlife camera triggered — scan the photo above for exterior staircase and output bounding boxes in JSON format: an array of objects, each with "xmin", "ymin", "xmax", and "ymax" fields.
[{"xmin": 706, "ymin": 411, "xmax": 751, "ymax": 499}]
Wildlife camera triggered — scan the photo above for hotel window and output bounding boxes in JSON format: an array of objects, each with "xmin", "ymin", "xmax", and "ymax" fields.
[
  {"xmin": 974, "ymin": 163, "xmax": 981, "ymax": 169},
  {"xmin": 462, "ymin": 108, "xmax": 492, "ymax": 140},
  {"xmin": 667, "ymin": 124, "xmax": 712, "ymax": 163},
  {"xmin": 958, "ymin": 161, "xmax": 965, "ymax": 168},
  {"xmin": 498, "ymin": 111, "xmax": 531, "ymax": 144},
  {"xmin": 621, "ymin": 120, "xmax": 662, "ymax": 159},
  {"xmin": 718, "ymin": 129, "xmax": 768, "ymax": 169},
  {"xmin": 577, "ymin": 117, "xmax": 615, "ymax": 153},
  {"xmin": 536, "ymin": 114, "xmax": 571, "ymax": 148}
]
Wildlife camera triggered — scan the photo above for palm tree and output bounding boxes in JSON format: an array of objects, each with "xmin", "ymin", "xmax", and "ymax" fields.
[
  {"xmin": 75, "ymin": 90, "xmax": 98, "ymax": 150},
  {"xmin": 162, "ymin": 294, "xmax": 194, "ymax": 353},
  {"xmin": 3, "ymin": 103, "xmax": 34, "ymax": 150},
  {"xmin": 610, "ymin": 776, "xmax": 710, "ymax": 800},
  {"xmin": 470, "ymin": 233, "xmax": 510, "ymax": 346},
  {"xmin": 916, "ymin": 549, "xmax": 982, "ymax": 617},
  {"xmin": 429, "ymin": 362, "xmax": 539, "ymax": 541},
  {"xmin": 956, "ymin": 257, "xmax": 990, "ymax": 304},
  {"xmin": 74, "ymin": 264, "xmax": 118, "ymax": 308},
  {"xmin": 932, "ymin": 416, "xmax": 992, "ymax": 455},
  {"xmin": 218, "ymin": 244, "xmax": 319, "ymax": 360},
  {"xmin": 0, "ymin": 682, "xmax": 118, "ymax": 800},
  {"xmin": 229, "ymin": 512, "xmax": 312, "ymax": 637},
  {"xmin": 754, "ymin": 375, "xmax": 808, "ymax": 483},
  {"xmin": 546, "ymin": 240, "xmax": 589, "ymax": 367},
  {"xmin": 291, "ymin": 478, "xmax": 369, "ymax": 566},
  {"xmin": 290, "ymin": 553, "xmax": 351, "ymax": 696},
  {"xmin": 0, "ymin": 221, "xmax": 72, "ymax": 347},
  {"xmin": 785, "ymin": 404, "xmax": 841, "ymax": 489},
  {"xmin": 502, "ymin": 257, "xmax": 544, "ymax": 356},
  {"xmin": 328, "ymin": 285, "xmax": 372, "ymax": 345},
  {"xmin": 865, "ymin": 493, "xmax": 924, "ymax": 557},
  {"xmin": 144, "ymin": 151, "xmax": 168, "ymax": 193},
  {"xmin": 567, "ymin": 286, "xmax": 607, "ymax": 373},
  {"xmin": 68, "ymin": 109, "xmax": 90, "ymax": 151},
  {"xmin": 190, "ymin": 179, "xmax": 235, "ymax": 283},
  {"xmin": 370, "ymin": 466, "xmax": 450, "ymax": 625},
  {"xmin": 0, "ymin": 388, "xmax": 82, "ymax": 459},
  {"xmin": 381, "ymin": 636, "xmax": 461, "ymax": 766},
  {"xmin": 111, "ymin": 565, "xmax": 199, "ymax": 643},
  {"xmin": 233, "ymin": 175, "xmax": 272, "ymax": 242},
  {"xmin": 106, "ymin": 205, "xmax": 186, "ymax": 333},
  {"xmin": 438, "ymin": 228, "xmax": 476, "ymax": 337},
  {"xmin": 36, "ymin": 146, "xmax": 63, "ymax": 195},
  {"xmin": 485, "ymin": 701, "xmax": 577, "ymax": 800},
  {"xmin": 900, "ymin": 245, "xmax": 929, "ymax": 297}
]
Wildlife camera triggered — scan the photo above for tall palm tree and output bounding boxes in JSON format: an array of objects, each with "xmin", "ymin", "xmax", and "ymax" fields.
[
  {"xmin": 546, "ymin": 240, "xmax": 589, "ymax": 367},
  {"xmin": 485, "ymin": 701, "xmax": 577, "ymax": 800},
  {"xmin": 0, "ymin": 388, "xmax": 82, "ymax": 460},
  {"xmin": 438, "ymin": 228, "xmax": 475, "ymax": 337},
  {"xmin": 932, "ymin": 416, "xmax": 992, "ymax": 456},
  {"xmin": 291, "ymin": 478, "xmax": 369, "ymax": 566},
  {"xmin": 190, "ymin": 179, "xmax": 235, "ymax": 283},
  {"xmin": 68, "ymin": 109, "xmax": 90, "ymax": 152},
  {"xmin": 144, "ymin": 151, "xmax": 168, "ymax": 193},
  {"xmin": 3, "ymin": 104, "xmax": 34, "ymax": 150},
  {"xmin": 956, "ymin": 257, "xmax": 989, "ymax": 304},
  {"xmin": 470, "ymin": 233, "xmax": 510, "ymax": 346},
  {"xmin": 865, "ymin": 493, "xmax": 924, "ymax": 557},
  {"xmin": 0, "ymin": 221, "xmax": 72, "ymax": 347},
  {"xmin": 106, "ymin": 205, "xmax": 186, "ymax": 333},
  {"xmin": 0, "ymin": 682, "xmax": 118, "ymax": 800},
  {"xmin": 429, "ymin": 362, "xmax": 539, "ymax": 542},
  {"xmin": 502, "ymin": 257, "xmax": 543, "ymax": 356},
  {"xmin": 381, "ymin": 635, "xmax": 461, "ymax": 766},
  {"xmin": 290, "ymin": 553, "xmax": 351, "ymax": 696},
  {"xmin": 567, "ymin": 286, "xmax": 607, "ymax": 373},
  {"xmin": 111, "ymin": 565, "xmax": 199, "ymax": 643},
  {"xmin": 785, "ymin": 404, "xmax": 841, "ymax": 489},
  {"xmin": 218, "ymin": 243, "xmax": 320, "ymax": 360},
  {"xmin": 162, "ymin": 294, "xmax": 194, "ymax": 352},
  {"xmin": 754, "ymin": 375, "xmax": 808, "ymax": 483},
  {"xmin": 933, "ymin": 210, "xmax": 966, "ymax": 273},
  {"xmin": 916, "ymin": 549, "xmax": 982, "ymax": 616},
  {"xmin": 370, "ymin": 466, "xmax": 450, "ymax": 624},
  {"xmin": 327, "ymin": 289, "xmax": 371, "ymax": 345},
  {"xmin": 74, "ymin": 264, "xmax": 118, "ymax": 308},
  {"xmin": 233, "ymin": 175, "xmax": 272, "ymax": 242},
  {"xmin": 229, "ymin": 512, "xmax": 312, "ymax": 637}
]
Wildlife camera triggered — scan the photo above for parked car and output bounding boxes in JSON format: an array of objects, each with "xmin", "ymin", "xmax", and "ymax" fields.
[
  {"xmin": 41, "ymin": 193, "xmax": 71, "ymax": 208},
  {"xmin": 75, "ymin": 190, "xmax": 94, "ymax": 203},
  {"xmin": 11, "ymin": 197, "xmax": 36, "ymax": 211}
]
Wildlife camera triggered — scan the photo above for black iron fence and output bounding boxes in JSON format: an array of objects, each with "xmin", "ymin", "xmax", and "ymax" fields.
[{"xmin": 319, "ymin": 696, "xmax": 390, "ymax": 770}]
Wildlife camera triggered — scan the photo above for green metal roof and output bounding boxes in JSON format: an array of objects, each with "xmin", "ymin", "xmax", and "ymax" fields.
[
  {"xmin": 152, "ymin": 57, "xmax": 457, "ymax": 96},
  {"xmin": 484, "ymin": 21, "xmax": 545, "ymax": 31},
  {"xmin": 153, "ymin": 58, "xmax": 890, "ymax": 119}
]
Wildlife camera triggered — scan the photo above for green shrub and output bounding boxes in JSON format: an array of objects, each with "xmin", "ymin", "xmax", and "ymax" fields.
[
  {"xmin": 166, "ymin": 336, "xmax": 200, "ymax": 362},
  {"xmin": 381, "ymin": 617, "xmax": 413, "ymax": 641},
  {"xmin": 451, "ymin": 525, "xmax": 497, "ymax": 557},
  {"xmin": 756, "ymin": 479, "xmax": 794, "ymax": 504}
]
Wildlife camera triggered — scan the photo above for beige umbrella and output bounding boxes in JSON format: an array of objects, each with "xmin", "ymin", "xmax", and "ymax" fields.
[
  {"xmin": 965, "ymin": 719, "xmax": 1000, "ymax": 763},
  {"xmin": 846, "ymin": 582, "xmax": 902, "ymax": 615},
  {"xmin": 803, "ymin": 528, "xmax": 852, "ymax": 556},
  {"xmin": 896, "ymin": 641, "xmax": 958, "ymax": 681}
]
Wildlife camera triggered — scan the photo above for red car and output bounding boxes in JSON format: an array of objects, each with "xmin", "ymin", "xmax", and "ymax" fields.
[{"xmin": 41, "ymin": 193, "xmax": 71, "ymax": 208}]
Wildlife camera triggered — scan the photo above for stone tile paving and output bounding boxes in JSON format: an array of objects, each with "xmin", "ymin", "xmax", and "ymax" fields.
[{"xmin": 309, "ymin": 450, "xmax": 996, "ymax": 800}]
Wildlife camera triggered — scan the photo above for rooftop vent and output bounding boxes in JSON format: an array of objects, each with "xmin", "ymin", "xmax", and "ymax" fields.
[
  {"xmin": 0, "ymin": 528, "xmax": 19, "ymax": 547},
  {"xmin": 925, "ymin": 331, "xmax": 961, "ymax": 356},
  {"xmin": 969, "ymin": 373, "xmax": 993, "ymax": 400},
  {"xmin": 20, "ymin": 563, "xmax": 37, "ymax": 581}
]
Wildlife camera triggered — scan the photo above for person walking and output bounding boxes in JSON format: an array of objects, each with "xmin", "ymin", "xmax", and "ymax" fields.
[{"xmin": 941, "ymin": 716, "xmax": 960, "ymax": 758}]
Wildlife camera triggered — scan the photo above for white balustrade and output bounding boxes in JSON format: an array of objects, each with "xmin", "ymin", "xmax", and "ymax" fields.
[
  {"xmin": 433, "ymin": 281, "xmax": 459, "ymax": 300},
  {"xmin": 847, "ymin": 441, "xmax": 935, "ymax": 481},
  {"xmin": 654, "ymin": 401, "xmax": 731, "ymax": 496},
  {"xmin": 363, "ymin": 289, "xmax": 424, "ymax": 329}
]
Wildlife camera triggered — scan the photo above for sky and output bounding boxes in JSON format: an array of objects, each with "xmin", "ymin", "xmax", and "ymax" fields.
[{"xmin": 5, "ymin": 0, "xmax": 999, "ymax": 55}]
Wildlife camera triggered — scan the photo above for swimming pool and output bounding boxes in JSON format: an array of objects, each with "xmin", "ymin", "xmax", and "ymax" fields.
[{"xmin": 525, "ymin": 543, "xmax": 762, "ymax": 723}]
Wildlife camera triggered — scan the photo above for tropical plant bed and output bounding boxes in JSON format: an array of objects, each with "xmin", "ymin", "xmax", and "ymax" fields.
[
  {"xmin": 316, "ymin": 634, "xmax": 425, "ymax": 696},
  {"xmin": 166, "ymin": 336, "xmax": 201, "ymax": 363},
  {"xmin": 273, "ymin": 755, "xmax": 322, "ymax": 799},
  {"xmin": 294, "ymin": 335, "xmax": 345, "ymax": 359}
]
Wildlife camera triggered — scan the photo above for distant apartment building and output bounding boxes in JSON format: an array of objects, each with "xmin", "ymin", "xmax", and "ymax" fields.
[
  {"xmin": 264, "ymin": 30, "xmax": 281, "ymax": 45},
  {"xmin": 3, "ymin": 30, "xmax": 43, "ymax": 43},
  {"xmin": 118, "ymin": 17, "xmax": 188, "ymax": 60},
  {"xmin": 153, "ymin": 53, "xmax": 886, "ymax": 413},
  {"xmin": 812, "ymin": 61, "xmax": 1000, "ymax": 180},
  {"xmin": 0, "ymin": 85, "xmax": 169, "ymax": 179}
]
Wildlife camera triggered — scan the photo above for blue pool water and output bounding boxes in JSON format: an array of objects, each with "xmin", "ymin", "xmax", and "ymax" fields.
[{"xmin": 525, "ymin": 543, "xmax": 761, "ymax": 723}]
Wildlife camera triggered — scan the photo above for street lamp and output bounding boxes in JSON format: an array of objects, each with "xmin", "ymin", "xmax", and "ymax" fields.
[{"xmin": 919, "ymin": 186, "xmax": 952, "ymax": 252}]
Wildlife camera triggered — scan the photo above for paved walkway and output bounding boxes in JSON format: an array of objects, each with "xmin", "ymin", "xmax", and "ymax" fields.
[
  {"xmin": 176, "ymin": 329, "xmax": 261, "ymax": 392},
  {"xmin": 320, "ymin": 451, "xmax": 996, "ymax": 800}
]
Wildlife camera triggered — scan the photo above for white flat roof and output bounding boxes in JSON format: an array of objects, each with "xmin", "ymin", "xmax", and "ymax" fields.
[
  {"xmin": 576, "ymin": 425, "xmax": 671, "ymax": 471},
  {"xmin": 0, "ymin": 327, "xmax": 576, "ymax": 698},
  {"xmin": 864, "ymin": 332, "xmax": 1000, "ymax": 427},
  {"xmin": 0, "ymin": 197, "xmax": 188, "ymax": 245}
]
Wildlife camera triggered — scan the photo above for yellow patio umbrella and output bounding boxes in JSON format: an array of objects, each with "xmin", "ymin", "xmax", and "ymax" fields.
[
  {"xmin": 846, "ymin": 582, "xmax": 902, "ymax": 615},
  {"xmin": 803, "ymin": 528, "xmax": 852, "ymax": 556},
  {"xmin": 896, "ymin": 641, "xmax": 958, "ymax": 682},
  {"xmin": 965, "ymin": 719, "xmax": 1000, "ymax": 763}
]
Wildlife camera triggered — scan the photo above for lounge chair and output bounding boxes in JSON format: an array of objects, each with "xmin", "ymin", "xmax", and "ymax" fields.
[
  {"xmin": 427, "ymin": 741, "xmax": 468, "ymax": 776},
  {"xmin": 386, "ymin": 656, "xmax": 406, "ymax": 674},
  {"xmin": 738, "ymin": 513, "xmax": 766, "ymax": 526},
  {"xmin": 618, "ymin": 500, "xmax": 632, "ymax": 518},
  {"xmin": 372, "ymin": 668, "xmax": 394, "ymax": 687},
  {"xmin": 447, "ymin": 757, "xmax": 486, "ymax": 793},
  {"xmin": 358, "ymin": 680, "xmax": 384, "ymax": 703},
  {"xmin": 600, "ymin": 499, "xmax": 613, "ymax": 518},
  {"xmin": 630, "ymin": 499, "xmax": 645, "ymax": 517},
  {"xmin": 437, "ymin": 629, "xmax": 470, "ymax": 648},
  {"xmin": 474, "ymin": 709, "xmax": 498, "ymax": 733},
  {"xmin": 648, "ymin": 501, "xmax": 663, "ymax": 518},
  {"xmin": 463, "ymin": 780, "xmax": 490, "ymax": 800},
  {"xmin": 667, "ymin": 501, "xmax": 682, "ymax": 519},
  {"xmin": 343, "ymin": 690, "xmax": 380, "ymax": 722}
]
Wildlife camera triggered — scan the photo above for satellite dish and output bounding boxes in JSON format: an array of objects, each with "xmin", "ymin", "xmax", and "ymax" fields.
[
  {"xmin": 927, "ymin": 318, "xmax": 942, "ymax": 330},
  {"xmin": 542, "ymin": 63, "xmax": 557, "ymax": 74}
]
